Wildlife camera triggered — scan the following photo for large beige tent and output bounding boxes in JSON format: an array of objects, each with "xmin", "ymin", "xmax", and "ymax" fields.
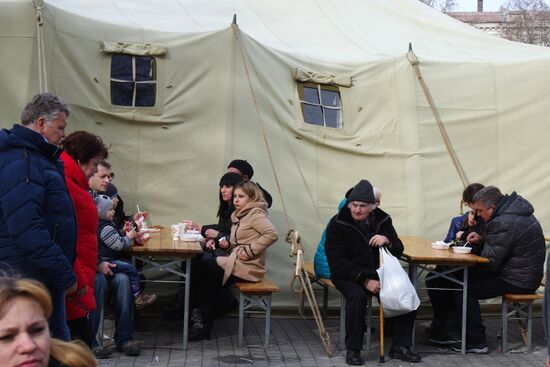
[{"xmin": 2, "ymin": 0, "xmax": 550, "ymax": 304}]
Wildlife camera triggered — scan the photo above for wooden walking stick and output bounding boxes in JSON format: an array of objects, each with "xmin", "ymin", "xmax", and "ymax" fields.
[
  {"xmin": 379, "ymin": 302, "xmax": 385, "ymax": 363},
  {"xmin": 379, "ymin": 250, "xmax": 385, "ymax": 363}
]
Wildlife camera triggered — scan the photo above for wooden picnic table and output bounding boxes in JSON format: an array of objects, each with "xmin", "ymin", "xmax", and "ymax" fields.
[
  {"xmin": 401, "ymin": 236, "xmax": 489, "ymax": 354},
  {"xmin": 129, "ymin": 227, "xmax": 202, "ymax": 350}
]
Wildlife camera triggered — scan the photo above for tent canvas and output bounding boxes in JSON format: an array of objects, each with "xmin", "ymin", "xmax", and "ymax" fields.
[{"xmin": 1, "ymin": 0, "xmax": 550, "ymax": 305}]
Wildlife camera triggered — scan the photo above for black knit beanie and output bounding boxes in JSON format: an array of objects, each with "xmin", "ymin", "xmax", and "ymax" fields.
[
  {"xmin": 348, "ymin": 180, "xmax": 375, "ymax": 204},
  {"xmin": 219, "ymin": 172, "xmax": 243, "ymax": 187},
  {"xmin": 227, "ymin": 159, "xmax": 254, "ymax": 179}
]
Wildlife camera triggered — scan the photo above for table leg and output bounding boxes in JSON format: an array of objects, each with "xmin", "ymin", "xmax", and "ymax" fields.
[
  {"xmin": 183, "ymin": 257, "xmax": 191, "ymax": 350},
  {"xmin": 461, "ymin": 267, "xmax": 468, "ymax": 354},
  {"xmin": 408, "ymin": 263, "xmax": 417, "ymax": 285}
]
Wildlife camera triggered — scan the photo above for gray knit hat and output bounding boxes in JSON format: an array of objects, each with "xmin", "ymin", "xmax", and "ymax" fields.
[
  {"xmin": 95, "ymin": 194, "xmax": 114, "ymax": 219},
  {"xmin": 348, "ymin": 180, "xmax": 375, "ymax": 204}
]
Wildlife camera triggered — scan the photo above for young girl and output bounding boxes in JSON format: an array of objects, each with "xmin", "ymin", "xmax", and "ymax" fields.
[
  {"xmin": 95, "ymin": 195, "xmax": 156, "ymax": 309},
  {"xmin": 189, "ymin": 181, "xmax": 278, "ymax": 341}
]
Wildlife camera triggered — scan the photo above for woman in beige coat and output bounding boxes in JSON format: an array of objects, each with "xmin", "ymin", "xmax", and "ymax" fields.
[{"xmin": 189, "ymin": 181, "xmax": 278, "ymax": 341}]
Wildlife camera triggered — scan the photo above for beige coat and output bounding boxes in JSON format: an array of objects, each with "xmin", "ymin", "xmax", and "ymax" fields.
[{"xmin": 216, "ymin": 201, "xmax": 278, "ymax": 284}]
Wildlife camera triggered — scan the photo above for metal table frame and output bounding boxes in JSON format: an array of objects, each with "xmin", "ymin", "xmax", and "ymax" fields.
[{"xmin": 132, "ymin": 255, "xmax": 193, "ymax": 350}]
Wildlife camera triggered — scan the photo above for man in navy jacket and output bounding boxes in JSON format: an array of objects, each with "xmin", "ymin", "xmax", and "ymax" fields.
[{"xmin": 0, "ymin": 93, "xmax": 77, "ymax": 340}]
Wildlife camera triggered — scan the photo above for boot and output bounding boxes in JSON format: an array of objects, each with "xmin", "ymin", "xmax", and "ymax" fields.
[{"xmin": 188, "ymin": 309, "xmax": 211, "ymax": 342}]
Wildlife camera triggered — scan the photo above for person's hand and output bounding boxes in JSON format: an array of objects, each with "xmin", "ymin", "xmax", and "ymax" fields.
[
  {"xmin": 97, "ymin": 261, "xmax": 117, "ymax": 276},
  {"xmin": 363, "ymin": 279, "xmax": 380, "ymax": 294},
  {"xmin": 65, "ymin": 281, "xmax": 78, "ymax": 295},
  {"xmin": 466, "ymin": 232, "xmax": 482, "ymax": 244},
  {"xmin": 126, "ymin": 228, "xmax": 137, "ymax": 240},
  {"xmin": 238, "ymin": 250, "xmax": 250, "ymax": 261},
  {"xmin": 219, "ymin": 238, "xmax": 229, "ymax": 249},
  {"xmin": 123, "ymin": 220, "xmax": 133, "ymax": 233},
  {"xmin": 133, "ymin": 211, "xmax": 148, "ymax": 222},
  {"xmin": 456, "ymin": 231, "xmax": 464, "ymax": 240},
  {"xmin": 205, "ymin": 239, "xmax": 216, "ymax": 250},
  {"xmin": 182, "ymin": 220, "xmax": 201, "ymax": 231},
  {"xmin": 74, "ymin": 285, "xmax": 88, "ymax": 296},
  {"xmin": 369, "ymin": 235, "xmax": 389, "ymax": 247},
  {"xmin": 205, "ymin": 229, "xmax": 219, "ymax": 238}
]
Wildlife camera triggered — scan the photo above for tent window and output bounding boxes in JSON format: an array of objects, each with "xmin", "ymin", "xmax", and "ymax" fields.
[
  {"xmin": 298, "ymin": 83, "xmax": 343, "ymax": 128},
  {"xmin": 110, "ymin": 54, "xmax": 156, "ymax": 107}
]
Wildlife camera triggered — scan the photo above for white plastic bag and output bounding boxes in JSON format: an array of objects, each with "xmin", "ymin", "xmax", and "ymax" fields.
[{"xmin": 376, "ymin": 247, "xmax": 420, "ymax": 318}]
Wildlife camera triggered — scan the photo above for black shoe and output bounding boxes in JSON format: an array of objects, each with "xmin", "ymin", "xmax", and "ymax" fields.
[
  {"xmin": 389, "ymin": 346, "xmax": 421, "ymax": 363},
  {"xmin": 425, "ymin": 327, "xmax": 459, "ymax": 345},
  {"xmin": 449, "ymin": 342, "xmax": 489, "ymax": 354},
  {"xmin": 188, "ymin": 326, "xmax": 211, "ymax": 342},
  {"xmin": 115, "ymin": 340, "xmax": 140, "ymax": 356},
  {"xmin": 92, "ymin": 346, "xmax": 113, "ymax": 359},
  {"xmin": 345, "ymin": 349, "xmax": 363, "ymax": 366}
]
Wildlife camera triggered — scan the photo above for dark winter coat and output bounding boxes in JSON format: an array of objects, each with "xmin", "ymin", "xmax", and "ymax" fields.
[
  {"xmin": 61, "ymin": 152, "xmax": 98, "ymax": 319},
  {"xmin": 477, "ymin": 192, "xmax": 545, "ymax": 290},
  {"xmin": 0, "ymin": 124, "xmax": 76, "ymax": 292},
  {"xmin": 325, "ymin": 203, "xmax": 403, "ymax": 285}
]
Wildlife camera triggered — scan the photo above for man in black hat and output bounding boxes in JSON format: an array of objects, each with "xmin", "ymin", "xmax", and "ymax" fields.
[
  {"xmin": 325, "ymin": 180, "xmax": 421, "ymax": 365},
  {"xmin": 227, "ymin": 159, "xmax": 273, "ymax": 208}
]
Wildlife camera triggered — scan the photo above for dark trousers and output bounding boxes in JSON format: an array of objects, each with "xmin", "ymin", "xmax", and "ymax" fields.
[
  {"xmin": 459, "ymin": 275, "xmax": 534, "ymax": 345},
  {"xmin": 333, "ymin": 278, "xmax": 417, "ymax": 351},
  {"xmin": 426, "ymin": 266, "xmax": 462, "ymax": 331},
  {"xmin": 67, "ymin": 315, "xmax": 92, "ymax": 346},
  {"xmin": 190, "ymin": 252, "xmax": 237, "ymax": 317}
]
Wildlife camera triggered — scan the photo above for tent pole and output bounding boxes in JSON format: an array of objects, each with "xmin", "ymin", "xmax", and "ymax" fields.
[
  {"xmin": 231, "ymin": 22, "xmax": 293, "ymax": 229},
  {"xmin": 406, "ymin": 44, "xmax": 468, "ymax": 189},
  {"xmin": 33, "ymin": 0, "xmax": 48, "ymax": 93}
]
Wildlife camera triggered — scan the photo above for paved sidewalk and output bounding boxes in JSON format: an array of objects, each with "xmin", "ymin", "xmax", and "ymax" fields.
[{"xmin": 97, "ymin": 310, "xmax": 547, "ymax": 366}]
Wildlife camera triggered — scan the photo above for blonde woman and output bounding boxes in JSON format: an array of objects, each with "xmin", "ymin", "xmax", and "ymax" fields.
[
  {"xmin": 0, "ymin": 276, "xmax": 97, "ymax": 367},
  {"xmin": 189, "ymin": 181, "xmax": 278, "ymax": 341}
]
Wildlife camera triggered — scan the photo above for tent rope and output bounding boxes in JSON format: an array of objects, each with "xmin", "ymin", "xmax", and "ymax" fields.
[
  {"xmin": 33, "ymin": 0, "xmax": 48, "ymax": 92},
  {"xmin": 231, "ymin": 23, "xmax": 291, "ymax": 229},
  {"xmin": 406, "ymin": 45, "xmax": 468, "ymax": 189}
]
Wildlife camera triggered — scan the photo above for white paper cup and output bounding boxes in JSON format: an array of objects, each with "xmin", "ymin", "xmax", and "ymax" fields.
[{"xmin": 171, "ymin": 224, "xmax": 183, "ymax": 240}]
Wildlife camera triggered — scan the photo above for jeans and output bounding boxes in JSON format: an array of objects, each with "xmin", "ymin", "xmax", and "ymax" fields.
[
  {"xmin": 49, "ymin": 289, "xmax": 71, "ymax": 341},
  {"xmin": 108, "ymin": 259, "xmax": 141, "ymax": 296},
  {"xmin": 90, "ymin": 272, "xmax": 134, "ymax": 348}
]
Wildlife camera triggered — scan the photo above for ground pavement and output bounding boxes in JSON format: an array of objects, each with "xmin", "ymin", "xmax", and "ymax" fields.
[{"xmin": 97, "ymin": 308, "xmax": 547, "ymax": 367}]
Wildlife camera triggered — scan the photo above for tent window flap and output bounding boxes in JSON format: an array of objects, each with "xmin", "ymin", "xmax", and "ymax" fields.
[{"xmin": 100, "ymin": 40, "xmax": 168, "ymax": 56}]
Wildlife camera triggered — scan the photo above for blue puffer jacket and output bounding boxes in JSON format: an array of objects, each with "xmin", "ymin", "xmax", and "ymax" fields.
[
  {"xmin": 314, "ymin": 198, "xmax": 347, "ymax": 279},
  {"xmin": 0, "ymin": 124, "xmax": 77, "ymax": 292}
]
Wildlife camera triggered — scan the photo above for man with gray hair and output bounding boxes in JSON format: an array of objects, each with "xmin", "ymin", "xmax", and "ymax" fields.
[
  {"xmin": 325, "ymin": 179, "xmax": 420, "ymax": 365},
  {"xmin": 455, "ymin": 186, "xmax": 546, "ymax": 353},
  {"xmin": 0, "ymin": 93, "xmax": 77, "ymax": 341}
]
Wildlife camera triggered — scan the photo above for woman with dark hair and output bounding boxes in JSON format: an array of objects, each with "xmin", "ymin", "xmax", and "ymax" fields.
[
  {"xmin": 61, "ymin": 131, "xmax": 108, "ymax": 346},
  {"xmin": 443, "ymin": 183, "xmax": 485, "ymax": 243},
  {"xmin": 0, "ymin": 276, "xmax": 97, "ymax": 367},
  {"xmin": 200, "ymin": 172, "xmax": 243, "ymax": 254}
]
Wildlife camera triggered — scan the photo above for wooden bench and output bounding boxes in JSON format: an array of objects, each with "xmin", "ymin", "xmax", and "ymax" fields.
[
  {"xmin": 501, "ymin": 292, "xmax": 544, "ymax": 352},
  {"xmin": 235, "ymin": 279, "xmax": 280, "ymax": 348},
  {"xmin": 303, "ymin": 261, "xmax": 374, "ymax": 349}
]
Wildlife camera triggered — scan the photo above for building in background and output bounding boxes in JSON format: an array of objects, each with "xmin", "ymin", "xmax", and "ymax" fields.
[{"xmin": 447, "ymin": 0, "xmax": 550, "ymax": 46}]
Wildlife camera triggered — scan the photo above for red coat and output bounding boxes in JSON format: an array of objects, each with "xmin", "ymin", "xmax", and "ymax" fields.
[{"xmin": 61, "ymin": 152, "xmax": 98, "ymax": 320}]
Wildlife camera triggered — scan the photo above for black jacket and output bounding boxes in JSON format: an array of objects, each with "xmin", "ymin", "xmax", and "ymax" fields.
[
  {"xmin": 478, "ymin": 192, "xmax": 545, "ymax": 290},
  {"xmin": 325, "ymin": 203, "xmax": 403, "ymax": 285}
]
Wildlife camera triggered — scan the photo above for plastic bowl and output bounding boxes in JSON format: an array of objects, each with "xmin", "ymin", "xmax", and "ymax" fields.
[
  {"xmin": 431, "ymin": 241, "xmax": 451, "ymax": 250},
  {"xmin": 452, "ymin": 246, "xmax": 472, "ymax": 254}
]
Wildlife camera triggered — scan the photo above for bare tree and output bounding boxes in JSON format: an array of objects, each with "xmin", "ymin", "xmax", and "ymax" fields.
[
  {"xmin": 502, "ymin": 0, "xmax": 550, "ymax": 46},
  {"xmin": 418, "ymin": 0, "xmax": 457, "ymax": 12}
]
